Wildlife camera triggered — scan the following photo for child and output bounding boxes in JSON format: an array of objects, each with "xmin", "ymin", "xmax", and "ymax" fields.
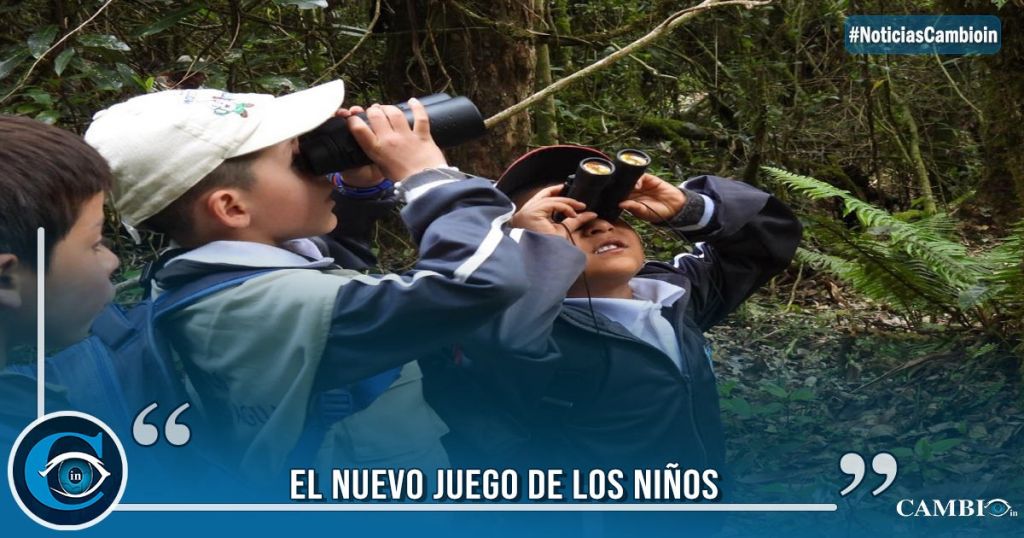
[
  {"xmin": 423, "ymin": 145, "xmax": 802, "ymax": 472},
  {"xmin": 83, "ymin": 81, "xmax": 529, "ymax": 480},
  {"xmin": 0, "ymin": 116, "xmax": 120, "ymax": 443}
]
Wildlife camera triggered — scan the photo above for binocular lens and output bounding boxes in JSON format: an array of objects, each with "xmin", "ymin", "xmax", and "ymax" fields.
[
  {"xmin": 618, "ymin": 150, "xmax": 650, "ymax": 167},
  {"xmin": 581, "ymin": 159, "xmax": 614, "ymax": 175},
  {"xmin": 558, "ymin": 150, "xmax": 652, "ymax": 222}
]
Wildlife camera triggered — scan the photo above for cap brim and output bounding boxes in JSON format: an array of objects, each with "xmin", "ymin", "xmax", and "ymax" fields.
[
  {"xmin": 495, "ymin": 145, "xmax": 609, "ymax": 197},
  {"xmin": 229, "ymin": 79, "xmax": 345, "ymax": 157}
]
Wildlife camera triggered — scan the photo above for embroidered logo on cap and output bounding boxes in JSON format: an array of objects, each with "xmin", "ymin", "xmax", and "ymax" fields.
[{"xmin": 210, "ymin": 95, "xmax": 254, "ymax": 117}]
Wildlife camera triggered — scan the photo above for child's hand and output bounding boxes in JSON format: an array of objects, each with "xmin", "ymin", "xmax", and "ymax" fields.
[
  {"xmin": 334, "ymin": 106, "xmax": 385, "ymax": 187},
  {"xmin": 619, "ymin": 173, "xmax": 687, "ymax": 223},
  {"xmin": 511, "ymin": 184, "xmax": 598, "ymax": 240},
  {"xmin": 346, "ymin": 98, "xmax": 448, "ymax": 181}
]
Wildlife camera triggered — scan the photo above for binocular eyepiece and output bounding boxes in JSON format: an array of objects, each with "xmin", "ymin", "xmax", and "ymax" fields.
[
  {"xmin": 297, "ymin": 93, "xmax": 487, "ymax": 175},
  {"xmin": 562, "ymin": 149, "xmax": 651, "ymax": 221}
]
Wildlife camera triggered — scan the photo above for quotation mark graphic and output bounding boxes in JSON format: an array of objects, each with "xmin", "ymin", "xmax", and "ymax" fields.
[
  {"xmin": 840, "ymin": 452, "xmax": 898, "ymax": 496},
  {"xmin": 132, "ymin": 402, "xmax": 191, "ymax": 447}
]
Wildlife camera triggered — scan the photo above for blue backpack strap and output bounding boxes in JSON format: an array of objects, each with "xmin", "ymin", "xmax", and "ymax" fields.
[
  {"xmin": 287, "ymin": 366, "xmax": 402, "ymax": 467},
  {"xmin": 146, "ymin": 269, "xmax": 276, "ymax": 409},
  {"xmin": 7, "ymin": 332, "xmax": 134, "ymax": 430},
  {"xmin": 151, "ymin": 268, "xmax": 401, "ymax": 467},
  {"xmin": 151, "ymin": 269, "xmax": 275, "ymax": 319}
]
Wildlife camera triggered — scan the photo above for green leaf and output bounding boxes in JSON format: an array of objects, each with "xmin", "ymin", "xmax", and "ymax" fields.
[
  {"xmin": 131, "ymin": 74, "xmax": 155, "ymax": 92},
  {"xmin": 790, "ymin": 387, "xmax": 815, "ymax": 401},
  {"xmin": 78, "ymin": 34, "xmax": 130, "ymax": 52},
  {"xmin": 914, "ymin": 437, "xmax": 932, "ymax": 461},
  {"xmin": 754, "ymin": 402, "xmax": 784, "ymax": 416},
  {"xmin": 254, "ymin": 75, "xmax": 306, "ymax": 91},
  {"xmin": 890, "ymin": 447, "xmax": 914, "ymax": 459},
  {"xmin": 930, "ymin": 438, "xmax": 963, "ymax": 455},
  {"xmin": 273, "ymin": 0, "xmax": 327, "ymax": 8},
  {"xmin": 762, "ymin": 382, "xmax": 788, "ymax": 399},
  {"xmin": 958, "ymin": 284, "xmax": 989, "ymax": 309},
  {"xmin": 135, "ymin": 4, "xmax": 205, "ymax": 37},
  {"xmin": 26, "ymin": 90, "xmax": 52, "ymax": 106},
  {"xmin": 0, "ymin": 49, "xmax": 29, "ymax": 81},
  {"xmin": 88, "ymin": 67, "xmax": 124, "ymax": 91},
  {"xmin": 34, "ymin": 109, "xmax": 60, "ymax": 124},
  {"xmin": 729, "ymin": 397, "xmax": 753, "ymax": 419},
  {"xmin": 27, "ymin": 25, "xmax": 58, "ymax": 59},
  {"xmin": 54, "ymin": 47, "xmax": 75, "ymax": 76}
]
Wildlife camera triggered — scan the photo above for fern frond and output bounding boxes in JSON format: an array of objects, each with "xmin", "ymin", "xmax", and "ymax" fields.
[{"xmin": 764, "ymin": 167, "xmax": 982, "ymax": 289}]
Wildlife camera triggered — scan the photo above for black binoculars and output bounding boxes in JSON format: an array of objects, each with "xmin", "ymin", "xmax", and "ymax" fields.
[
  {"xmin": 296, "ymin": 93, "xmax": 486, "ymax": 175},
  {"xmin": 562, "ymin": 149, "xmax": 651, "ymax": 222}
]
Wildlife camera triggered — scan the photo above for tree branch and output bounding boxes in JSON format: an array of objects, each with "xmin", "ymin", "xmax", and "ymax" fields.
[
  {"xmin": 0, "ymin": 0, "xmax": 117, "ymax": 106},
  {"xmin": 484, "ymin": 0, "xmax": 772, "ymax": 129},
  {"xmin": 312, "ymin": 0, "xmax": 381, "ymax": 86}
]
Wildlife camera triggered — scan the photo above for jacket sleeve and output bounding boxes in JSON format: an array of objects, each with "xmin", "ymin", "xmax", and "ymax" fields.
[
  {"xmin": 647, "ymin": 175, "xmax": 802, "ymax": 331},
  {"xmin": 455, "ymin": 230, "xmax": 586, "ymax": 409},
  {"xmin": 316, "ymin": 170, "xmax": 530, "ymax": 386},
  {"xmin": 322, "ymin": 189, "xmax": 398, "ymax": 271}
]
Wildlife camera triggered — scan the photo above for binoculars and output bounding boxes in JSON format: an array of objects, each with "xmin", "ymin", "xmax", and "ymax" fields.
[
  {"xmin": 297, "ymin": 93, "xmax": 486, "ymax": 175},
  {"xmin": 562, "ymin": 149, "xmax": 652, "ymax": 222}
]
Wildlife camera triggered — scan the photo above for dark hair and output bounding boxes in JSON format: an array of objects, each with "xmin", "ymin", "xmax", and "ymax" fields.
[
  {"xmin": 0, "ymin": 115, "xmax": 112, "ymax": 271},
  {"xmin": 143, "ymin": 154, "xmax": 258, "ymax": 245}
]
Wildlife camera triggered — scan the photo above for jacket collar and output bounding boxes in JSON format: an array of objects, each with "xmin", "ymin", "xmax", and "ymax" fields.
[
  {"xmin": 164, "ymin": 239, "xmax": 334, "ymax": 269},
  {"xmin": 153, "ymin": 238, "xmax": 334, "ymax": 291}
]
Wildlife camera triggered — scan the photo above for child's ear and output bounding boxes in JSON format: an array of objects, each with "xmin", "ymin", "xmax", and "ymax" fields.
[
  {"xmin": 0, "ymin": 254, "xmax": 23, "ymax": 309},
  {"xmin": 204, "ymin": 188, "xmax": 252, "ymax": 230}
]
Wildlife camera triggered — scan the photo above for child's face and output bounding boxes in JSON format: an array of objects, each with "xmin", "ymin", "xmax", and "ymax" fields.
[
  {"xmin": 569, "ymin": 217, "xmax": 646, "ymax": 289},
  {"xmin": 245, "ymin": 137, "xmax": 338, "ymax": 243},
  {"xmin": 4, "ymin": 193, "xmax": 120, "ymax": 349}
]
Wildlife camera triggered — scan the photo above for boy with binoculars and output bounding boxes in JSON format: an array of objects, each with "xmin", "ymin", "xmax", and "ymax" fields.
[
  {"xmin": 83, "ymin": 81, "xmax": 536, "ymax": 482},
  {"xmin": 424, "ymin": 145, "xmax": 803, "ymax": 475}
]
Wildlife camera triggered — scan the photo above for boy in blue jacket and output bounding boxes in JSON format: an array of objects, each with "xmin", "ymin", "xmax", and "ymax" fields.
[
  {"xmin": 0, "ymin": 116, "xmax": 120, "ymax": 443},
  {"xmin": 423, "ymin": 145, "xmax": 802, "ymax": 473}
]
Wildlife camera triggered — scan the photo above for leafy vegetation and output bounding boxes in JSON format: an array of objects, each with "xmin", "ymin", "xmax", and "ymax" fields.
[{"xmin": 765, "ymin": 166, "xmax": 1023, "ymax": 349}]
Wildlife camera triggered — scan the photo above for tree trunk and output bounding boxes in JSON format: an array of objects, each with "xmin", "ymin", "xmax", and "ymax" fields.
[
  {"xmin": 943, "ymin": 0, "xmax": 1024, "ymax": 221},
  {"xmin": 888, "ymin": 81, "xmax": 938, "ymax": 215},
  {"xmin": 533, "ymin": 0, "xmax": 558, "ymax": 145},
  {"xmin": 381, "ymin": 0, "xmax": 536, "ymax": 178},
  {"xmin": 978, "ymin": 7, "xmax": 1024, "ymax": 221}
]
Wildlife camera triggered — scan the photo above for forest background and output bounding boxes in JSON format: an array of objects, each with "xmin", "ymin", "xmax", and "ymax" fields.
[{"xmin": 1, "ymin": 0, "xmax": 1022, "ymax": 528}]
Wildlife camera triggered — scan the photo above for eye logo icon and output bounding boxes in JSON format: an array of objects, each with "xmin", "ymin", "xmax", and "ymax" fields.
[
  {"xmin": 7, "ymin": 412, "xmax": 127, "ymax": 530},
  {"xmin": 986, "ymin": 499, "xmax": 1011, "ymax": 517}
]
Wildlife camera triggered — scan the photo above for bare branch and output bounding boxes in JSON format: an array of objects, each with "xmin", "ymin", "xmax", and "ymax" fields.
[
  {"xmin": 0, "ymin": 0, "xmax": 117, "ymax": 106},
  {"xmin": 312, "ymin": 0, "xmax": 382, "ymax": 86},
  {"xmin": 484, "ymin": 0, "xmax": 772, "ymax": 129}
]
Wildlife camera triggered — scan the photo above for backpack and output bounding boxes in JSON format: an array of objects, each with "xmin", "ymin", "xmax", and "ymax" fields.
[{"xmin": 6, "ymin": 268, "xmax": 400, "ymax": 467}]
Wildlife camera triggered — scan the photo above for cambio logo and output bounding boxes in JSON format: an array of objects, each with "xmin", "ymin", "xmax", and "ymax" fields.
[
  {"xmin": 897, "ymin": 498, "xmax": 1017, "ymax": 518},
  {"xmin": 7, "ymin": 412, "xmax": 127, "ymax": 530}
]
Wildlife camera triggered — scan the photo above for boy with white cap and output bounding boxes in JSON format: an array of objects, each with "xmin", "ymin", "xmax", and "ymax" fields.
[{"xmin": 84, "ymin": 81, "xmax": 529, "ymax": 483}]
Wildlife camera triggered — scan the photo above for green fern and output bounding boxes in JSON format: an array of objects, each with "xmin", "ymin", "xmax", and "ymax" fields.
[
  {"xmin": 764, "ymin": 167, "xmax": 982, "ymax": 289},
  {"xmin": 764, "ymin": 166, "xmax": 1024, "ymax": 345}
]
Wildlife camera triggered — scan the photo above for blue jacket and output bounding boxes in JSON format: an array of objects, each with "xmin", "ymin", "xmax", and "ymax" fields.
[{"xmin": 422, "ymin": 175, "xmax": 803, "ymax": 471}]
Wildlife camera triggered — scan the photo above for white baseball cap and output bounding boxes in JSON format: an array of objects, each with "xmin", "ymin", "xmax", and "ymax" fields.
[{"xmin": 85, "ymin": 79, "xmax": 345, "ymax": 227}]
